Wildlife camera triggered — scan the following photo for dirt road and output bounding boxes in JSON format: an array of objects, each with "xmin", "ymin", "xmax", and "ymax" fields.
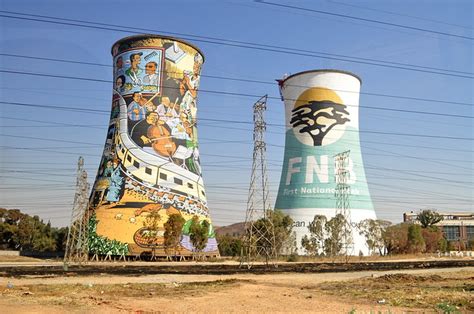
[{"xmin": 1, "ymin": 266, "xmax": 472, "ymax": 313}]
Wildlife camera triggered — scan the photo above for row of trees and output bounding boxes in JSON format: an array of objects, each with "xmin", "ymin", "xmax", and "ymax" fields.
[
  {"xmin": 301, "ymin": 214, "xmax": 353, "ymax": 257},
  {"xmin": 0, "ymin": 208, "xmax": 68, "ymax": 252},
  {"xmin": 2, "ymin": 207, "xmax": 463, "ymax": 258},
  {"xmin": 217, "ymin": 209, "xmax": 462, "ymax": 258},
  {"xmin": 360, "ymin": 210, "xmax": 451, "ymax": 255},
  {"xmin": 300, "ymin": 209, "xmax": 456, "ymax": 256}
]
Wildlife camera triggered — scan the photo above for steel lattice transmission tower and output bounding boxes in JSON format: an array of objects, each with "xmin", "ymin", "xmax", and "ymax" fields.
[
  {"xmin": 241, "ymin": 95, "xmax": 277, "ymax": 268},
  {"xmin": 64, "ymin": 157, "xmax": 90, "ymax": 266},
  {"xmin": 334, "ymin": 150, "xmax": 354, "ymax": 256}
]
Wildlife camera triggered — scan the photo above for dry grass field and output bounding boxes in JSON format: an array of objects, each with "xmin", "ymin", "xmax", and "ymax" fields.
[{"xmin": 0, "ymin": 265, "xmax": 472, "ymax": 313}]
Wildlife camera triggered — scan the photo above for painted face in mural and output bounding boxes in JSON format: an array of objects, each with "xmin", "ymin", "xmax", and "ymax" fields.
[
  {"xmin": 145, "ymin": 62, "xmax": 157, "ymax": 75},
  {"xmin": 162, "ymin": 96, "xmax": 171, "ymax": 107},
  {"xmin": 146, "ymin": 112, "xmax": 159, "ymax": 125},
  {"xmin": 133, "ymin": 92, "xmax": 142, "ymax": 103},
  {"xmin": 116, "ymin": 56, "xmax": 123, "ymax": 69},
  {"xmin": 115, "ymin": 76, "xmax": 124, "ymax": 89},
  {"xmin": 131, "ymin": 54, "xmax": 141, "ymax": 70}
]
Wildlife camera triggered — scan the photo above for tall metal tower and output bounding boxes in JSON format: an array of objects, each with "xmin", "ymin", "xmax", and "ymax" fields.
[
  {"xmin": 64, "ymin": 157, "xmax": 90, "ymax": 266},
  {"xmin": 334, "ymin": 150, "xmax": 354, "ymax": 256},
  {"xmin": 241, "ymin": 95, "xmax": 277, "ymax": 268}
]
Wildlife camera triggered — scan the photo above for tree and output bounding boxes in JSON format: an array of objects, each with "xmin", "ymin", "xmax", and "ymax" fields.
[
  {"xmin": 357, "ymin": 219, "xmax": 392, "ymax": 255},
  {"xmin": 53, "ymin": 227, "xmax": 69, "ymax": 252},
  {"xmin": 407, "ymin": 224, "xmax": 425, "ymax": 253},
  {"xmin": 269, "ymin": 210, "xmax": 294, "ymax": 255},
  {"xmin": 249, "ymin": 216, "xmax": 275, "ymax": 259},
  {"xmin": 290, "ymin": 100, "xmax": 350, "ymax": 146},
  {"xmin": 416, "ymin": 209, "xmax": 443, "ymax": 228},
  {"xmin": 163, "ymin": 214, "xmax": 185, "ymax": 260},
  {"xmin": 1, "ymin": 208, "xmax": 73, "ymax": 253},
  {"xmin": 301, "ymin": 215, "xmax": 327, "ymax": 256},
  {"xmin": 421, "ymin": 226, "xmax": 444, "ymax": 253},
  {"xmin": 0, "ymin": 221, "xmax": 19, "ymax": 249},
  {"xmin": 217, "ymin": 234, "xmax": 242, "ymax": 257},
  {"xmin": 382, "ymin": 223, "xmax": 410, "ymax": 255},
  {"xmin": 248, "ymin": 210, "xmax": 294, "ymax": 258},
  {"xmin": 189, "ymin": 216, "xmax": 210, "ymax": 260},
  {"xmin": 324, "ymin": 214, "xmax": 350, "ymax": 257},
  {"xmin": 3, "ymin": 209, "xmax": 23, "ymax": 225}
]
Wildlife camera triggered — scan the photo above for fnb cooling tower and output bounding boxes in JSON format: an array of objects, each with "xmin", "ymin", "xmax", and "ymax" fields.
[
  {"xmin": 275, "ymin": 69, "xmax": 376, "ymax": 255},
  {"xmin": 87, "ymin": 35, "xmax": 218, "ymax": 258}
]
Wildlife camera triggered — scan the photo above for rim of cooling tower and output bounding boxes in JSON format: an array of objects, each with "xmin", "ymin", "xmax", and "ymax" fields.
[
  {"xmin": 111, "ymin": 34, "xmax": 205, "ymax": 62},
  {"xmin": 279, "ymin": 69, "xmax": 362, "ymax": 85}
]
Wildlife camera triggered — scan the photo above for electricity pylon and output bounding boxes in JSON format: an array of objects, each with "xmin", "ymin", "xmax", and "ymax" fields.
[
  {"xmin": 64, "ymin": 156, "xmax": 90, "ymax": 267},
  {"xmin": 334, "ymin": 150, "xmax": 354, "ymax": 258},
  {"xmin": 241, "ymin": 95, "xmax": 277, "ymax": 268}
]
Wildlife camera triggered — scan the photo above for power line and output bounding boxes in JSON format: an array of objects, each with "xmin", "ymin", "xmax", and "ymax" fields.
[
  {"xmin": 2, "ymin": 51, "xmax": 472, "ymax": 76},
  {"xmin": 4, "ymin": 115, "xmax": 471, "ymax": 154},
  {"xmin": 2, "ymin": 52, "xmax": 473, "ymax": 106},
  {"xmin": 0, "ymin": 12, "xmax": 473, "ymax": 79},
  {"xmin": 3, "ymin": 70, "xmax": 474, "ymax": 117},
  {"xmin": 1, "ymin": 116, "xmax": 103, "ymax": 129},
  {"xmin": 258, "ymin": 1, "xmax": 474, "ymax": 41},
  {"xmin": 327, "ymin": 0, "xmax": 473, "ymax": 31},
  {"xmin": 0, "ymin": 106, "xmax": 472, "ymax": 143}
]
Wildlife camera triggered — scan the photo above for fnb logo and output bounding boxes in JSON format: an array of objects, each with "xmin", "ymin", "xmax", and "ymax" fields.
[{"xmin": 291, "ymin": 87, "xmax": 349, "ymax": 146}]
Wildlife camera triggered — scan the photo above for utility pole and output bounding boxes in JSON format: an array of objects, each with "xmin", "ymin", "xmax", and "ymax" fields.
[
  {"xmin": 64, "ymin": 156, "xmax": 90, "ymax": 268},
  {"xmin": 241, "ymin": 95, "xmax": 277, "ymax": 268},
  {"xmin": 334, "ymin": 150, "xmax": 353, "ymax": 258}
]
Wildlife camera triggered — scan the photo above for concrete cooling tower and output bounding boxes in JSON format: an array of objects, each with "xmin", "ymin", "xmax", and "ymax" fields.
[
  {"xmin": 87, "ymin": 35, "xmax": 218, "ymax": 258},
  {"xmin": 274, "ymin": 69, "xmax": 377, "ymax": 255}
]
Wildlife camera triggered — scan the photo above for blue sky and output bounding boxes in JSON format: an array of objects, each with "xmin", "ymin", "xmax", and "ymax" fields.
[{"xmin": 0, "ymin": 0, "xmax": 472, "ymax": 227}]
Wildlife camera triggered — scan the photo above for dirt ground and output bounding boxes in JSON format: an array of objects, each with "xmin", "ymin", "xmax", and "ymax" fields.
[{"xmin": 1, "ymin": 266, "xmax": 472, "ymax": 313}]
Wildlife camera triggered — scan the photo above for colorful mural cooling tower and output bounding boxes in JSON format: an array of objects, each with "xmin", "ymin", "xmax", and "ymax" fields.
[
  {"xmin": 275, "ymin": 70, "xmax": 377, "ymax": 255},
  {"xmin": 88, "ymin": 35, "xmax": 218, "ymax": 257}
]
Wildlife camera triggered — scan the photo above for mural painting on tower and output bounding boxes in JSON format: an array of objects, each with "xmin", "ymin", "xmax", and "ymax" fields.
[
  {"xmin": 88, "ymin": 35, "xmax": 218, "ymax": 257},
  {"xmin": 274, "ymin": 70, "xmax": 377, "ymax": 255}
]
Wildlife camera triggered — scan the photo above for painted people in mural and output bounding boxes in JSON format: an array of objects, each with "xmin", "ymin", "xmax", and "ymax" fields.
[
  {"xmin": 125, "ymin": 52, "xmax": 143, "ymax": 86},
  {"xmin": 115, "ymin": 75, "xmax": 126, "ymax": 93},
  {"xmin": 156, "ymin": 96, "xmax": 179, "ymax": 125},
  {"xmin": 118, "ymin": 46, "xmax": 205, "ymax": 176},
  {"xmin": 130, "ymin": 111, "xmax": 159, "ymax": 148},
  {"xmin": 143, "ymin": 61, "xmax": 159, "ymax": 86},
  {"xmin": 105, "ymin": 159, "xmax": 124, "ymax": 203},
  {"xmin": 88, "ymin": 37, "xmax": 219, "ymax": 258},
  {"xmin": 115, "ymin": 56, "xmax": 124, "ymax": 77},
  {"xmin": 179, "ymin": 53, "xmax": 202, "ymax": 118},
  {"xmin": 127, "ymin": 92, "xmax": 146, "ymax": 121}
]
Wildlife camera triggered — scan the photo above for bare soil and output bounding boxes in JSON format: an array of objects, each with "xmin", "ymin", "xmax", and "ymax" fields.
[
  {"xmin": 1, "ymin": 266, "xmax": 472, "ymax": 313},
  {"xmin": 0, "ymin": 255, "xmax": 42, "ymax": 263}
]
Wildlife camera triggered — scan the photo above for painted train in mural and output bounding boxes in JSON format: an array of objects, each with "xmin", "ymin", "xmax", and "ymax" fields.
[{"xmin": 88, "ymin": 35, "xmax": 218, "ymax": 257}]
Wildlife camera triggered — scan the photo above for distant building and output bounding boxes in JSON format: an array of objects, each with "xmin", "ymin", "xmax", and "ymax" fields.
[{"xmin": 403, "ymin": 211, "xmax": 474, "ymax": 245}]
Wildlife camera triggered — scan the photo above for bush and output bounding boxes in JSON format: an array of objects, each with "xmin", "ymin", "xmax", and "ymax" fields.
[
  {"xmin": 421, "ymin": 227, "xmax": 444, "ymax": 253},
  {"xmin": 438, "ymin": 238, "xmax": 448, "ymax": 252},
  {"xmin": 468, "ymin": 239, "xmax": 474, "ymax": 251},
  {"xmin": 383, "ymin": 223, "xmax": 410, "ymax": 255},
  {"xmin": 407, "ymin": 224, "xmax": 425, "ymax": 253},
  {"xmin": 286, "ymin": 253, "xmax": 299, "ymax": 262},
  {"xmin": 189, "ymin": 216, "xmax": 210, "ymax": 259},
  {"xmin": 217, "ymin": 234, "xmax": 242, "ymax": 257}
]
